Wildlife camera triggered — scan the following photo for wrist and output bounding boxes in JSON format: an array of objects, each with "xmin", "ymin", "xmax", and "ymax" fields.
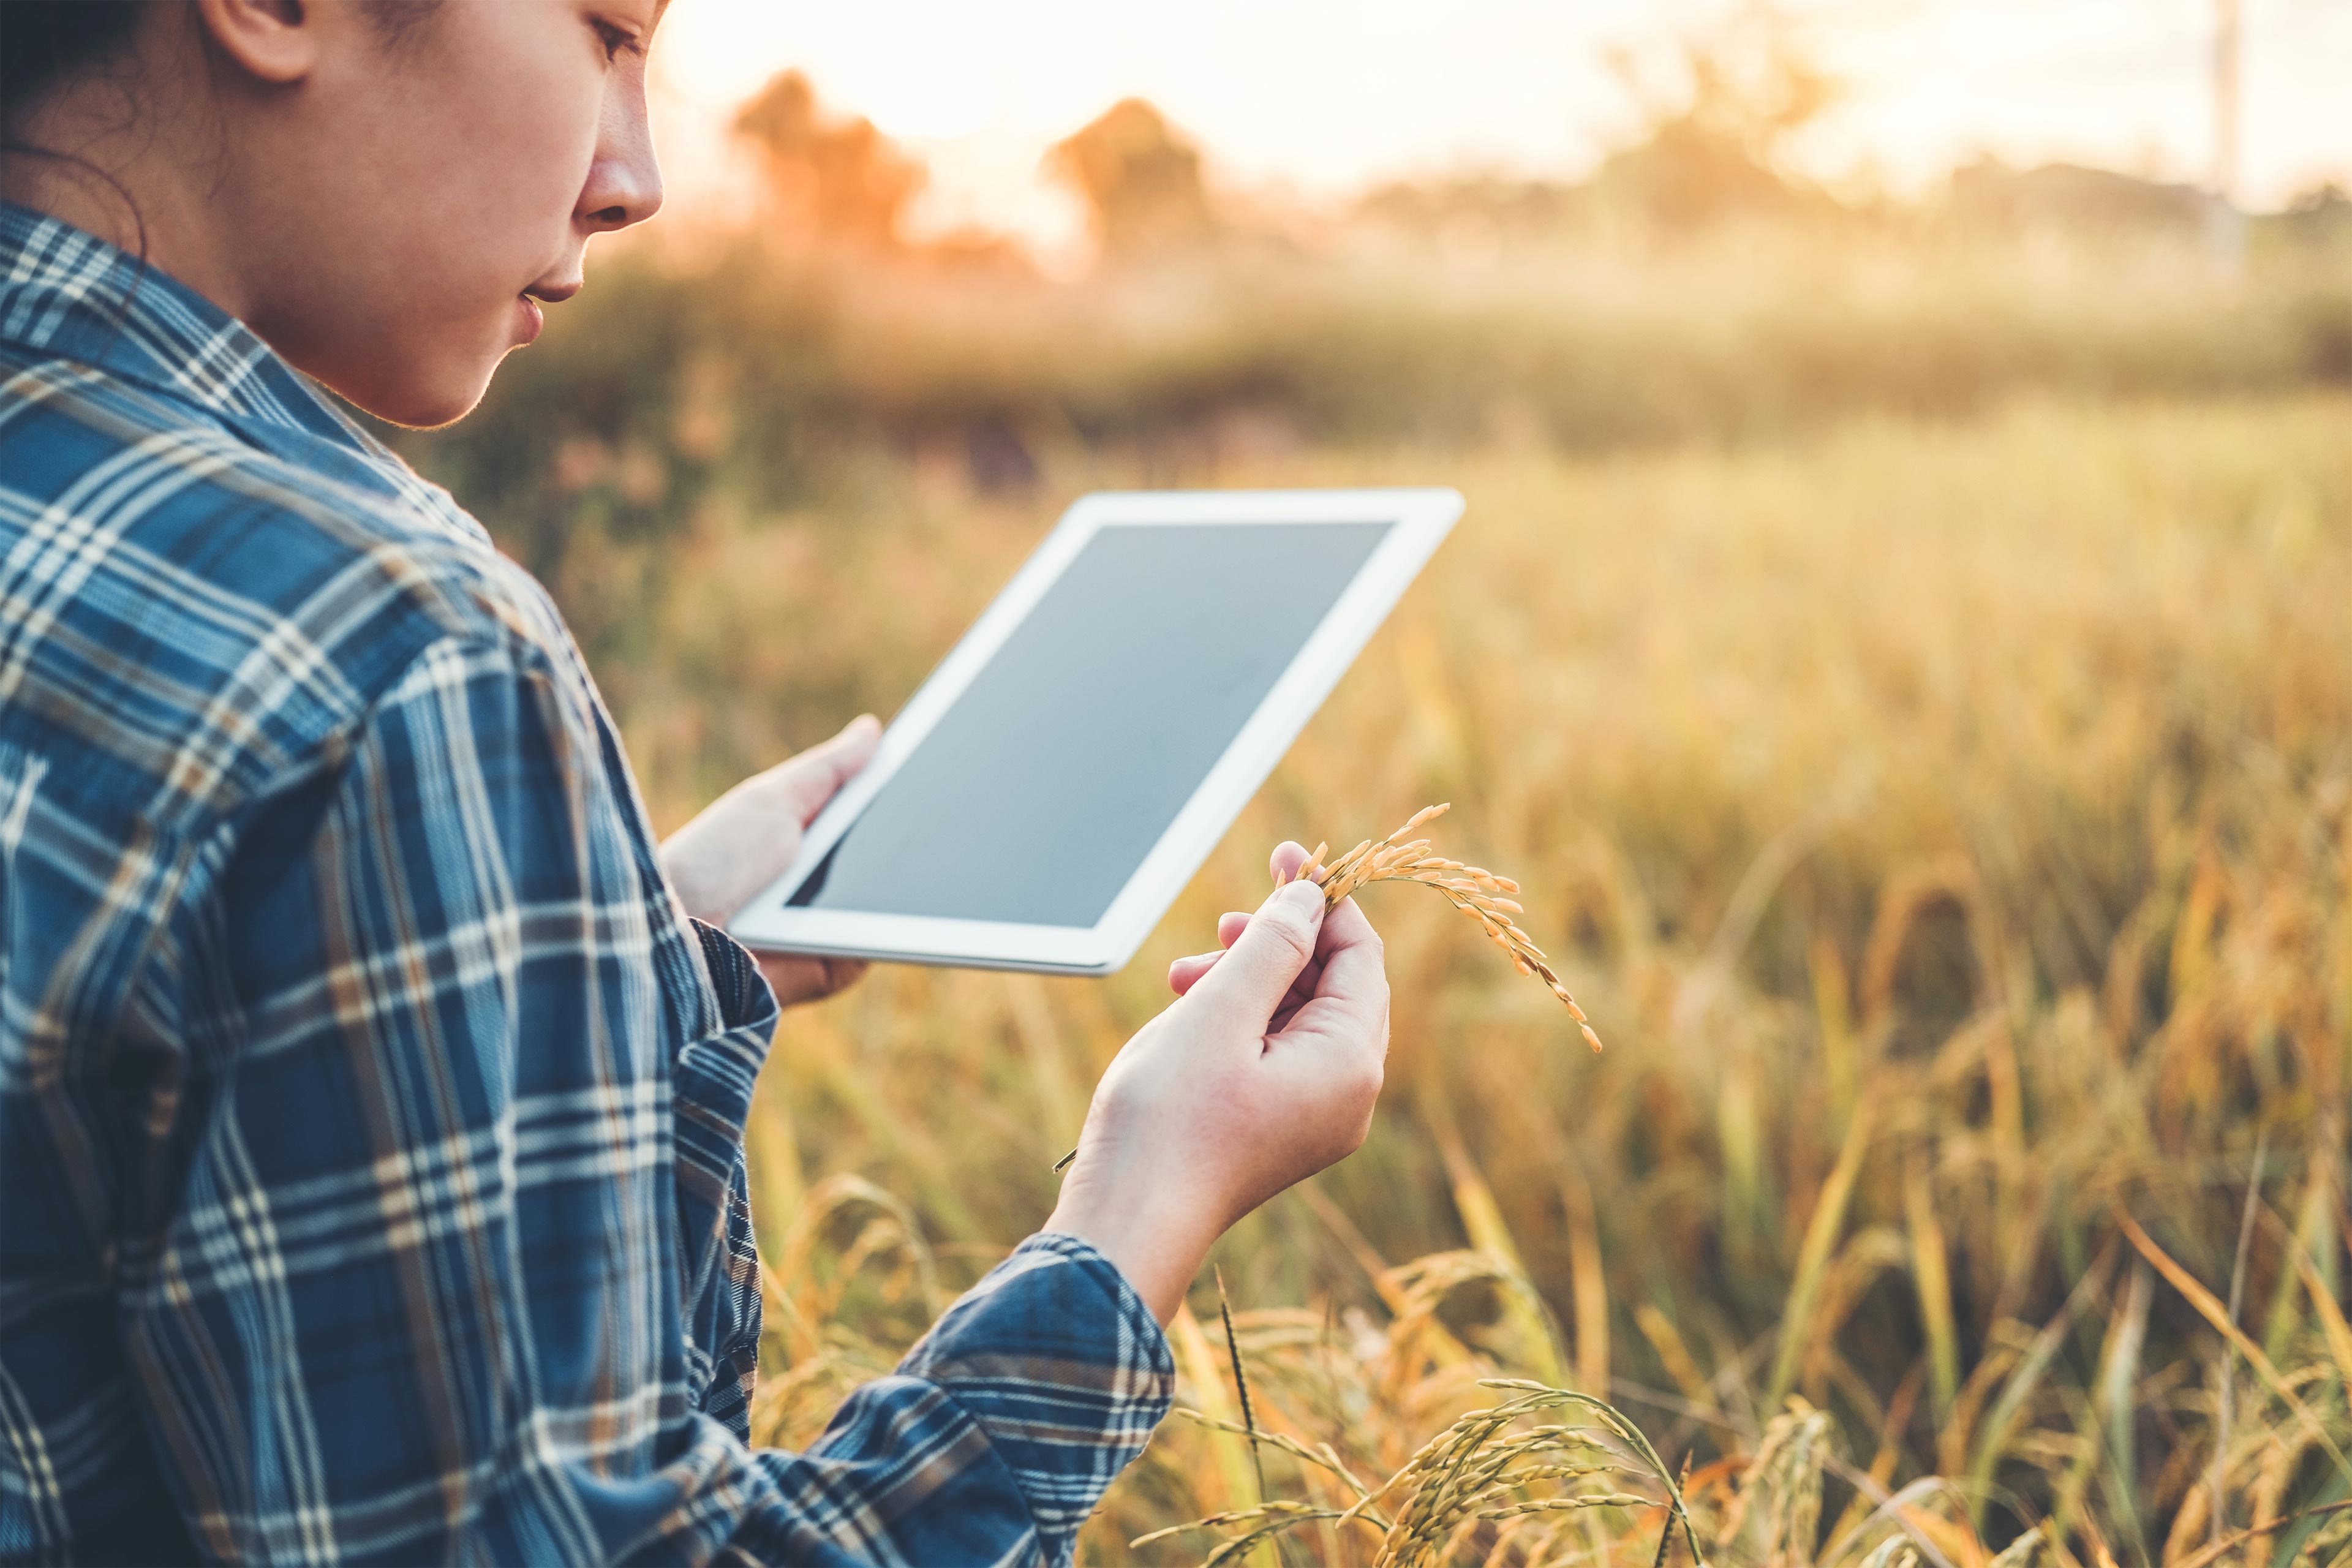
[{"xmin": 1044, "ymin": 1175, "xmax": 1221, "ymax": 1324}]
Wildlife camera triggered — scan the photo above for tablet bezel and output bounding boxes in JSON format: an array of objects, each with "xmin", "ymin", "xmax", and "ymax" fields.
[{"xmin": 726, "ymin": 486, "xmax": 1463, "ymax": 974}]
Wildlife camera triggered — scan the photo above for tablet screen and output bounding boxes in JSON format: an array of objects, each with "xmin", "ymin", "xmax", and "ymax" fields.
[{"xmin": 788, "ymin": 520, "xmax": 1395, "ymax": 927}]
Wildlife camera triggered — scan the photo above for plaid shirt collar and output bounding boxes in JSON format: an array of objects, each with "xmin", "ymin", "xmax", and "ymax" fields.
[{"xmin": 0, "ymin": 197, "xmax": 380, "ymax": 455}]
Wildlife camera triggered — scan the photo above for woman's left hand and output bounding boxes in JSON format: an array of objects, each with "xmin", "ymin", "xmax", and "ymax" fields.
[{"xmin": 659, "ymin": 714, "xmax": 883, "ymax": 1009}]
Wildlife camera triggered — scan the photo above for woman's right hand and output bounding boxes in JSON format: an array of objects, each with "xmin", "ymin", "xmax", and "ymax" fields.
[{"xmin": 1044, "ymin": 842, "xmax": 1391, "ymax": 1323}]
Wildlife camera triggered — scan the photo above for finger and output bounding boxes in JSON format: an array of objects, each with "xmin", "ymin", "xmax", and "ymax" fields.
[
  {"xmin": 1167, "ymin": 949, "xmax": 1224, "ymax": 995},
  {"xmin": 1173, "ymin": 874, "xmax": 1318, "ymax": 1000},
  {"xmin": 1186, "ymin": 878, "xmax": 1327, "ymax": 1034},
  {"xmin": 1268, "ymin": 965, "xmax": 1320, "ymax": 1030},
  {"xmin": 1171, "ymin": 930, "xmax": 1298, "ymax": 997},
  {"xmin": 1282, "ymin": 957, "xmax": 1323, "ymax": 1011},
  {"xmin": 1316, "ymin": 889, "xmax": 1373, "ymax": 944},
  {"xmin": 1268, "ymin": 840, "xmax": 1312, "ymax": 886},
  {"xmin": 758, "ymin": 952, "xmax": 869, "ymax": 1009},
  {"xmin": 1276, "ymin": 896, "xmax": 1387, "ymax": 1054},
  {"xmin": 1310, "ymin": 896, "xmax": 1382, "ymax": 995},
  {"xmin": 761, "ymin": 714, "xmax": 882, "ymax": 826}
]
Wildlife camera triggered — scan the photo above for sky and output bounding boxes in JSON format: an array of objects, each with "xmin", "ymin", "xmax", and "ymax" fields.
[{"xmin": 647, "ymin": 0, "xmax": 2352, "ymax": 257}]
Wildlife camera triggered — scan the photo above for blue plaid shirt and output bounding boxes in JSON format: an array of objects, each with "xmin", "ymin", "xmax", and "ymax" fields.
[{"xmin": 0, "ymin": 202, "xmax": 1170, "ymax": 1566}]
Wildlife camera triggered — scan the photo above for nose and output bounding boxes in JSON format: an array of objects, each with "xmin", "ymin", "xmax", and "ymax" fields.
[{"xmin": 578, "ymin": 60, "xmax": 665, "ymax": 235}]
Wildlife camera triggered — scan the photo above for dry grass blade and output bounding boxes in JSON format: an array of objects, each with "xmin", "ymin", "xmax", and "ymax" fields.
[
  {"xmin": 1129, "ymin": 1502, "xmax": 1351, "ymax": 1556},
  {"xmin": 2163, "ymin": 1499, "xmax": 2352, "ymax": 1568},
  {"xmin": 1216, "ymin": 1265, "xmax": 1269, "ymax": 1506},
  {"xmin": 2112, "ymin": 1205, "xmax": 2352, "ymax": 1487},
  {"xmin": 1287, "ymin": 804, "xmax": 1603, "ymax": 1050},
  {"xmin": 2283, "ymin": 1223, "xmax": 2352, "ymax": 1397},
  {"xmin": 1169, "ymin": 1411, "xmax": 1379, "ymax": 1504}
]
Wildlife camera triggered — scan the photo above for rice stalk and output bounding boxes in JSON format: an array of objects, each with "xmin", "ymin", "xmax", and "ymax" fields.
[
  {"xmin": 1219, "ymin": 1265, "xmax": 1271, "ymax": 1506},
  {"xmin": 1287, "ymin": 804, "xmax": 1602, "ymax": 1051},
  {"xmin": 1902, "ymin": 1155, "xmax": 1961, "ymax": 1427},
  {"xmin": 1762, "ymin": 1096, "xmax": 1877, "ymax": 1415}
]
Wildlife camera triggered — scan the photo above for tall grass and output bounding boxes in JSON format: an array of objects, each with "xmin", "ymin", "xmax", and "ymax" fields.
[{"xmin": 509, "ymin": 392, "xmax": 2352, "ymax": 1562}]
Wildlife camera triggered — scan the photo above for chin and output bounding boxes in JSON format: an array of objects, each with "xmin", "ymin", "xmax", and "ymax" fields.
[
  {"xmin": 301, "ymin": 329, "xmax": 502, "ymax": 430},
  {"xmin": 347, "ymin": 366, "xmax": 497, "ymax": 431}
]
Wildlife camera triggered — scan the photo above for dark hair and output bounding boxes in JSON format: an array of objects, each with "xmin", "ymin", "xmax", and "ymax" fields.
[
  {"xmin": 2, "ymin": 2, "xmax": 442, "ymax": 146},
  {"xmin": 1, "ymin": 0, "xmax": 444, "ymax": 360},
  {"xmin": 2, "ymin": 2, "xmax": 156, "ymax": 341},
  {"xmin": 1, "ymin": 3, "xmax": 149, "ymax": 134}
]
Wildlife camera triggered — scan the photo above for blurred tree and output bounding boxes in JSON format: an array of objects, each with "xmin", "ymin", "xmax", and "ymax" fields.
[
  {"xmin": 1045, "ymin": 99, "xmax": 1216, "ymax": 256},
  {"xmin": 733, "ymin": 70, "xmax": 926, "ymax": 250},
  {"xmin": 1593, "ymin": 9, "xmax": 1841, "ymax": 230}
]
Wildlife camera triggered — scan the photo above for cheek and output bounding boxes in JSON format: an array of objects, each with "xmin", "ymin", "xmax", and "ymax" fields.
[
  {"xmin": 437, "ymin": 66, "xmax": 602, "ymax": 266},
  {"xmin": 383, "ymin": 18, "xmax": 606, "ymax": 299}
]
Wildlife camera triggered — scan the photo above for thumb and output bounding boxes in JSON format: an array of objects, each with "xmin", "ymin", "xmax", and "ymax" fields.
[
  {"xmin": 1186, "ymin": 878, "xmax": 1325, "ymax": 1033},
  {"xmin": 769, "ymin": 714, "xmax": 881, "ymax": 825}
]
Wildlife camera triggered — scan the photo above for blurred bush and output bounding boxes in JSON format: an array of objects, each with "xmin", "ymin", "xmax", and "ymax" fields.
[{"xmin": 389, "ymin": 214, "xmax": 2352, "ymax": 674}]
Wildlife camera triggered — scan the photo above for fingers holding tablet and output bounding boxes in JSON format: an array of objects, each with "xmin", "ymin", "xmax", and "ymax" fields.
[
  {"xmin": 660, "ymin": 714, "xmax": 884, "ymax": 1012},
  {"xmin": 766, "ymin": 713, "xmax": 884, "ymax": 826}
]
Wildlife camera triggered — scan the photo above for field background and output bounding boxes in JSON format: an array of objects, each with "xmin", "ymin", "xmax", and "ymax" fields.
[{"xmin": 387, "ymin": 54, "xmax": 2352, "ymax": 1567}]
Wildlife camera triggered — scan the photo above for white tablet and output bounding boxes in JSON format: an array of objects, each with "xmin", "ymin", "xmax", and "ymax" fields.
[{"xmin": 728, "ymin": 487, "xmax": 1462, "ymax": 974}]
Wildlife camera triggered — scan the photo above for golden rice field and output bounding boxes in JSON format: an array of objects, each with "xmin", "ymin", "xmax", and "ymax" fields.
[{"xmin": 582, "ymin": 391, "xmax": 2352, "ymax": 1564}]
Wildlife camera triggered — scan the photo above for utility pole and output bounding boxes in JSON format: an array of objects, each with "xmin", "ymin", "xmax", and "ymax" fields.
[{"xmin": 2208, "ymin": 0, "xmax": 2247, "ymax": 270}]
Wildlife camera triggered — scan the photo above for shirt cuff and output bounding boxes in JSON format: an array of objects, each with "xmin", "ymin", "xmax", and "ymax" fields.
[
  {"xmin": 895, "ymin": 1232, "xmax": 1175, "ymax": 1555},
  {"xmin": 688, "ymin": 917, "xmax": 779, "ymax": 1035}
]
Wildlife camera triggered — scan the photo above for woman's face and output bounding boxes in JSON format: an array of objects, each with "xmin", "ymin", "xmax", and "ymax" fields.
[{"xmin": 222, "ymin": 0, "xmax": 666, "ymax": 428}]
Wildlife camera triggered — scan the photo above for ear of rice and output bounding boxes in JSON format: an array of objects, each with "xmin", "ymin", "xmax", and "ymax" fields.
[{"xmin": 1290, "ymin": 804, "xmax": 1602, "ymax": 1050}]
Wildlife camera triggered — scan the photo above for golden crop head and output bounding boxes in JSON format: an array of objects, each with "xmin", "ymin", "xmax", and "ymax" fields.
[{"xmin": 1283, "ymin": 803, "xmax": 1602, "ymax": 1052}]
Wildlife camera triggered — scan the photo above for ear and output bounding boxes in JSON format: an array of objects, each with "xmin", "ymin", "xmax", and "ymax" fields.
[{"xmin": 192, "ymin": 0, "xmax": 323, "ymax": 85}]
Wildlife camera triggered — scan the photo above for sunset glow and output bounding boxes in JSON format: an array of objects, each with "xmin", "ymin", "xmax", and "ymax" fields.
[{"xmin": 649, "ymin": 0, "xmax": 2352, "ymax": 254}]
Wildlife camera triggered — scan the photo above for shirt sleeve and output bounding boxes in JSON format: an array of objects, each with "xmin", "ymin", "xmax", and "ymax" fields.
[{"xmin": 131, "ymin": 631, "xmax": 1170, "ymax": 1566}]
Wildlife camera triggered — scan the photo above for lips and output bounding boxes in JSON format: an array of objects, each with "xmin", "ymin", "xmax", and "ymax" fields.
[{"xmin": 516, "ymin": 276, "xmax": 579, "ymax": 347}]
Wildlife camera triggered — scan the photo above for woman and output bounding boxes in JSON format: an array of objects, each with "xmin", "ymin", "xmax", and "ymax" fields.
[{"xmin": 0, "ymin": 2, "xmax": 1390, "ymax": 1563}]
